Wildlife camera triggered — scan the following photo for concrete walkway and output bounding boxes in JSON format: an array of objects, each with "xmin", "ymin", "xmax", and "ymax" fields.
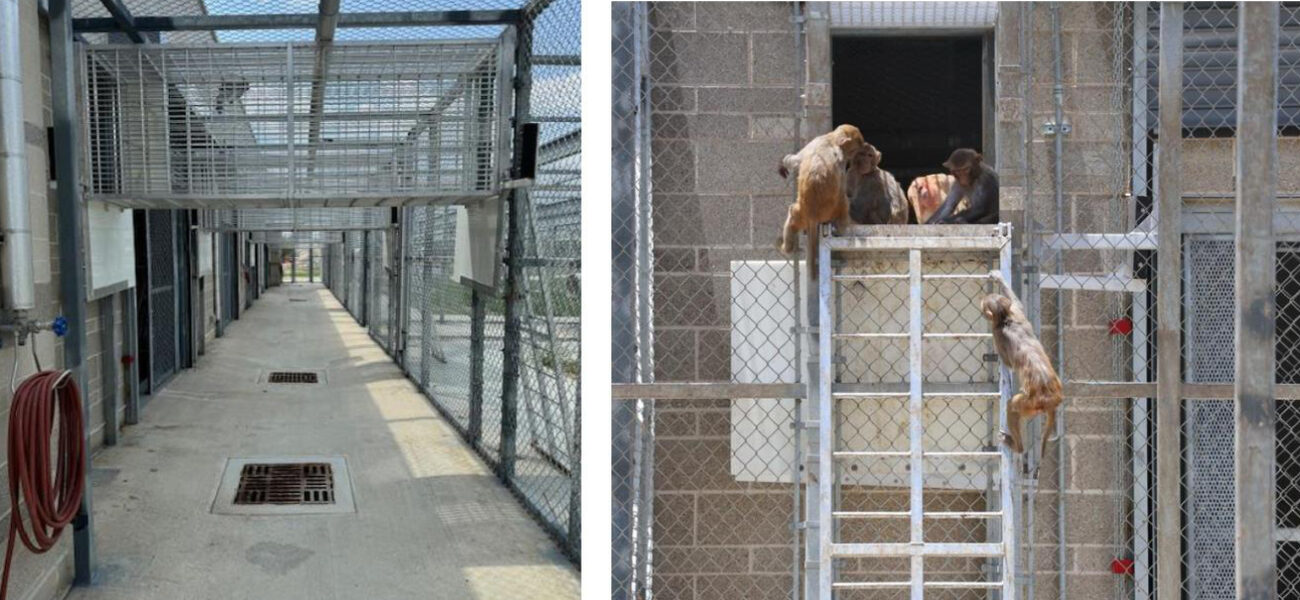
[{"xmin": 66, "ymin": 284, "xmax": 579, "ymax": 600}]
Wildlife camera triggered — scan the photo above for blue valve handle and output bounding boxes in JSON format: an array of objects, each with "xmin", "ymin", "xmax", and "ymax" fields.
[{"xmin": 51, "ymin": 316, "xmax": 68, "ymax": 337}]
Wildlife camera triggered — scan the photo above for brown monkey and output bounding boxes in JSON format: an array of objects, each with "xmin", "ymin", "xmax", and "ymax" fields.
[
  {"xmin": 907, "ymin": 173, "xmax": 956, "ymax": 224},
  {"xmin": 927, "ymin": 148, "xmax": 999, "ymax": 225},
  {"xmin": 775, "ymin": 124, "xmax": 868, "ymax": 254},
  {"xmin": 981, "ymin": 274, "xmax": 1062, "ymax": 457}
]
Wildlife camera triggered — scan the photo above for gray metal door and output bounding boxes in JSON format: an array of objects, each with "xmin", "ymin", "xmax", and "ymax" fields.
[{"xmin": 147, "ymin": 210, "xmax": 179, "ymax": 388}]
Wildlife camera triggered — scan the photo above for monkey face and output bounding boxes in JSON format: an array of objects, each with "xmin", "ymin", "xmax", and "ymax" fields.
[
  {"xmin": 831, "ymin": 124, "xmax": 867, "ymax": 159},
  {"xmin": 850, "ymin": 145, "xmax": 879, "ymax": 176},
  {"xmin": 981, "ymin": 294, "xmax": 1011, "ymax": 322}
]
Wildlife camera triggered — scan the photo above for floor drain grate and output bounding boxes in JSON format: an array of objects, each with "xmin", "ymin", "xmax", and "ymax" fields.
[
  {"xmin": 268, "ymin": 371, "xmax": 319, "ymax": 384},
  {"xmin": 234, "ymin": 463, "xmax": 335, "ymax": 505}
]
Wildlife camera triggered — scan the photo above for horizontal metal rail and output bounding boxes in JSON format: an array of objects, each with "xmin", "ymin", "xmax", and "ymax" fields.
[
  {"xmin": 73, "ymin": 10, "xmax": 522, "ymax": 33},
  {"xmin": 831, "ymin": 542, "xmax": 1004, "ymax": 557},
  {"xmin": 612, "ymin": 381, "xmax": 1300, "ymax": 400}
]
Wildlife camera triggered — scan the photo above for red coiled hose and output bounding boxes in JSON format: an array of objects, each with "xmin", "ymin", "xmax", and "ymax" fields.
[{"xmin": 0, "ymin": 371, "xmax": 85, "ymax": 600}]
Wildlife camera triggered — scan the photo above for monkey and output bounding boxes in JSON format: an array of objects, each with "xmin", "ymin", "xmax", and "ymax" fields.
[
  {"xmin": 781, "ymin": 141, "xmax": 908, "ymax": 226},
  {"xmin": 926, "ymin": 148, "xmax": 999, "ymax": 225},
  {"xmin": 775, "ymin": 124, "xmax": 868, "ymax": 255},
  {"xmin": 907, "ymin": 173, "xmax": 956, "ymax": 225},
  {"xmin": 846, "ymin": 143, "xmax": 910, "ymax": 225},
  {"xmin": 981, "ymin": 272, "xmax": 1062, "ymax": 458}
]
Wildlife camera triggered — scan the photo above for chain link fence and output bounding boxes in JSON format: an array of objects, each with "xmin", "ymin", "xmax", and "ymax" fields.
[
  {"xmin": 317, "ymin": 0, "xmax": 580, "ymax": 562},
  {"xmin": 613, "ymin": 2, "xmax": 1296, "ymax": 599}
]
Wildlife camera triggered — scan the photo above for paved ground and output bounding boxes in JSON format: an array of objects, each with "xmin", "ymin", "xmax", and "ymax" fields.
[{"xmin": 66, "ymin": 284, "xmax": 579, "ymax": 600}]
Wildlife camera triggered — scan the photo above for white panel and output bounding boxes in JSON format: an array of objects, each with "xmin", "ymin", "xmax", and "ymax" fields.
[
  {"xmin": 86, "ymin": 203, "xmax": 135, "ymax": 293},
  {"xmin": 729, "ymin": 261, "xmax": 803, "ymax": 483},
  {"xmin": 830, "ymin": 1, "xmax": 998, "ymax": 29},
  {"xmin": 198, "ymin": 231, "xmax": 213, "ymax": 276}
]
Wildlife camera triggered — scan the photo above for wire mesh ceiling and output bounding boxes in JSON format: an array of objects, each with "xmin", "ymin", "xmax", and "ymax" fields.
[
  {"xmin": 81, "ymin": 39, "xmax": 512, "ymax": 208},
  {"xmin": 208, "ymin": 208, "xmax": 389, "ymax": 230},
  {"xmin": 250, "ymin": 230, "xmax": 344, "ymax": 245}
]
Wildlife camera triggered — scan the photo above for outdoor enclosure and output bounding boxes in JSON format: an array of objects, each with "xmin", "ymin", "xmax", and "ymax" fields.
[
  {"xmin": 612, "ymin": 2, "xmax": 1300, "ymax": 599},
  {"xmin": 64, "ymin": 0, "xmax": 580, "ymax": 573}
]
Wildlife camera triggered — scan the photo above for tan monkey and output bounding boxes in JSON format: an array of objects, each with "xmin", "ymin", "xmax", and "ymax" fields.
[
  {"xmin": 982, "ymin": 272, "xmax": 1063, "ymax": 457},
  {"xmin": 775, "ymin": 124, "xmax": 868, "ymax": 254},
  {"xmin": 907, "ymin": 173, "xmax": 957, "ymax": 224}
]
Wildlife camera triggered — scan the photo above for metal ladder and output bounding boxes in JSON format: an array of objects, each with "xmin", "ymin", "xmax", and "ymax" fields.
[{"xmin": 804, "ymin": 223, "xmax": 1018, "ymax": 599}]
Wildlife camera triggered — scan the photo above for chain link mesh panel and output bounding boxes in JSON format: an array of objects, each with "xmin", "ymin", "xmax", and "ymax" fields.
[{"xmin": 313, "ymin": 0, "xmax": 579, "ymax": 562}]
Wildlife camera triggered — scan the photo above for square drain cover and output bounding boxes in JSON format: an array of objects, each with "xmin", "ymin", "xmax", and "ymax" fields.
[
  {"xmin": 234, "ymin": 463, "xmax": 334, "ymax": 505},
  {"xmin": 268, "ymin": 371, "xmax": 318, "ymax": 384},
  {"xmin": 212, "ymin": 456, "xmax": 355, "ymax": 515}
]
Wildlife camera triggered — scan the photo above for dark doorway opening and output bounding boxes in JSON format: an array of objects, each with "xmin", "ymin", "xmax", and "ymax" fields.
[{"xmin": 831, "ymin": 35, "xmax": 987, "ymax": 193}]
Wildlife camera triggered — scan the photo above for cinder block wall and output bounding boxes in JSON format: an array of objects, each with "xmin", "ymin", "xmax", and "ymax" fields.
[
  {"xmin": 0, "ymin": 3, "xmax": 133, "ymax": 599},
  {"xmin": 646, "ymin": 3, "xmax": 804, "ymax": 597}
]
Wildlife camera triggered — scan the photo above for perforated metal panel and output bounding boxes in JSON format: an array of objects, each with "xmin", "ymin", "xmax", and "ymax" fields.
[
  {"xmin": 147, "ymin": 210, "xmax": 178, "ymax": 386},
  {"xmin": 1183, "ymin": 235, "xmax": 1238, "ymax": 600},
  {"xmin": 80, "ymin": 40, "xmax": 513, "ymax": 208}
]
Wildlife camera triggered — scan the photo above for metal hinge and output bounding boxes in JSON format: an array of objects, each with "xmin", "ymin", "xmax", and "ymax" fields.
[{"xmin": 1042, "ymin": 120, "xmax": 1072, "ymax": 137}]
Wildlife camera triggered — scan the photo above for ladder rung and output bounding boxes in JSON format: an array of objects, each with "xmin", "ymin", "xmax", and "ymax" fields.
[
  {"xmin": 922, "ymin": 392, "xmax": 1002, "ymax": 397},
  {"xmin": 832, "ymin": 392, "xmax": 909, "ymax": 398},
  {"xmin": 833, "ymin": 451, "xmax": 908, "ymax": 458},
  {"xmin": 831, "ymin": 581, "xmax": 910, "ymax": 590},
  {"xmin": 922, "ymin": 332, "xmax": 992, "ymax": 339},
  {"xmin": 832, "ymin": 274, "xmax": 907, "ymax": 281},
  {"xmin": 832, "ymin": 451, "xmax": 1001, "ymax": 458},
  {"xmin": 832, "ymin": 510, "xmax": 1003, "ymax": 519},
  {"xmin": 833, "ymin": 333, "xmax": 908, "ymax": 339},
  {"xmin": 832, "ymin": 580, "xmax": 1005, "ymax": 590},
  {"xmin": 921, "ymin": 273, "xmax": 998, "ymax": 281},
  {"xmin": 830, "ymin": 542, "xmax": 1004, "ymax": 558}
]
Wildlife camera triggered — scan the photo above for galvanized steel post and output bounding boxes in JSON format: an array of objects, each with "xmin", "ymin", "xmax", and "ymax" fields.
[
  {"xmin": 498, "ymin": 17, "xmax": 531, "ymax": 482},
  {"xmin": 1155, "ymin": 4, "xmax": 1184, "ymax": 599},
  {"xmin": 1234, "ymin": 3, "xmax": 1279, "ymax": 598},
  {"xmin": 49, "ymin": 0, "xmax": 96, "ymax": 583}
]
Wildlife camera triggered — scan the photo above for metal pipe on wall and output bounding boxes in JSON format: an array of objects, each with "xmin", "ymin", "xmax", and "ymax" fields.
[
  {"xmin": 1048, "ymin": 6, "xmax": 1068, "ymax": 598},
  {"xmin": 0, "ymin": 0, "xmax": 36, "ymax": 312}
]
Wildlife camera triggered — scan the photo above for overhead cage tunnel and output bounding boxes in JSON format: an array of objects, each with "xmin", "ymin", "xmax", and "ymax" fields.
[{"xmin": 77, "ymin": 35, "xmax": 516, "ymax": 209}]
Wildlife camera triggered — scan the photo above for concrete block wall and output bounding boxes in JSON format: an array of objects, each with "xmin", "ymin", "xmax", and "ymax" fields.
[{"xmin": 644, "ymin": 3, "xmax": 807, "ymax": 597}]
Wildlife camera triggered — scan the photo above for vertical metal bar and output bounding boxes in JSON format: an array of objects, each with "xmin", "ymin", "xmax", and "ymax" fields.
[
  {"xmin": 1000, "ymin": 233, "xmax": 1018, "ymax": 600},
  {"xmin": 790, "ymin": 5, "xmax": 806, "ymax": 598},
  {"xmin": 468, "ymin": 289, "xmax": 485, "ymax": 446},
  {"xmin": 1048, "ymin": 7, "xmax": 1069, "ymax": 595},
  {"xmin": 1155, "ymin": 4, "xmax": 1184, "ymax": 599},
  {"xmin": 286, "ymin": 44, "xmax": 296, "ymax": 201},
  {"xmin": 124, "ymin": 286, "xmax": 140, "ymax": 425},
  {"xmin": 49, "ymin": 0, "xmax": 96, "ymax": 584},
  {"xmin": 1018, "ymin": 6, "xmax": 1039, "ymax": 599},
  {"xmin": 100, "ymin": 295, "xmax": 118, "ymax": 447},
  {"xmin": 817, "ymin": 226, "xmax": 834, "ymax": 600},
  {"xmin": 908, "ymin": 248, "xmax": 924, "ymax": 600},
  {"xmin": 1234, "ymin": 3, "xmax": 1278, "ymax": 598},
  {"xmin": 805, "ymin": 223, "xmax": 821, "ymax": 599},
  {"xmin": 498, "ymin": 20, "xmax": 531, "ymax": 483},
  {"xmin": 1132, "ymin": 289, "xmax": 1153, "ymax": 600}
]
